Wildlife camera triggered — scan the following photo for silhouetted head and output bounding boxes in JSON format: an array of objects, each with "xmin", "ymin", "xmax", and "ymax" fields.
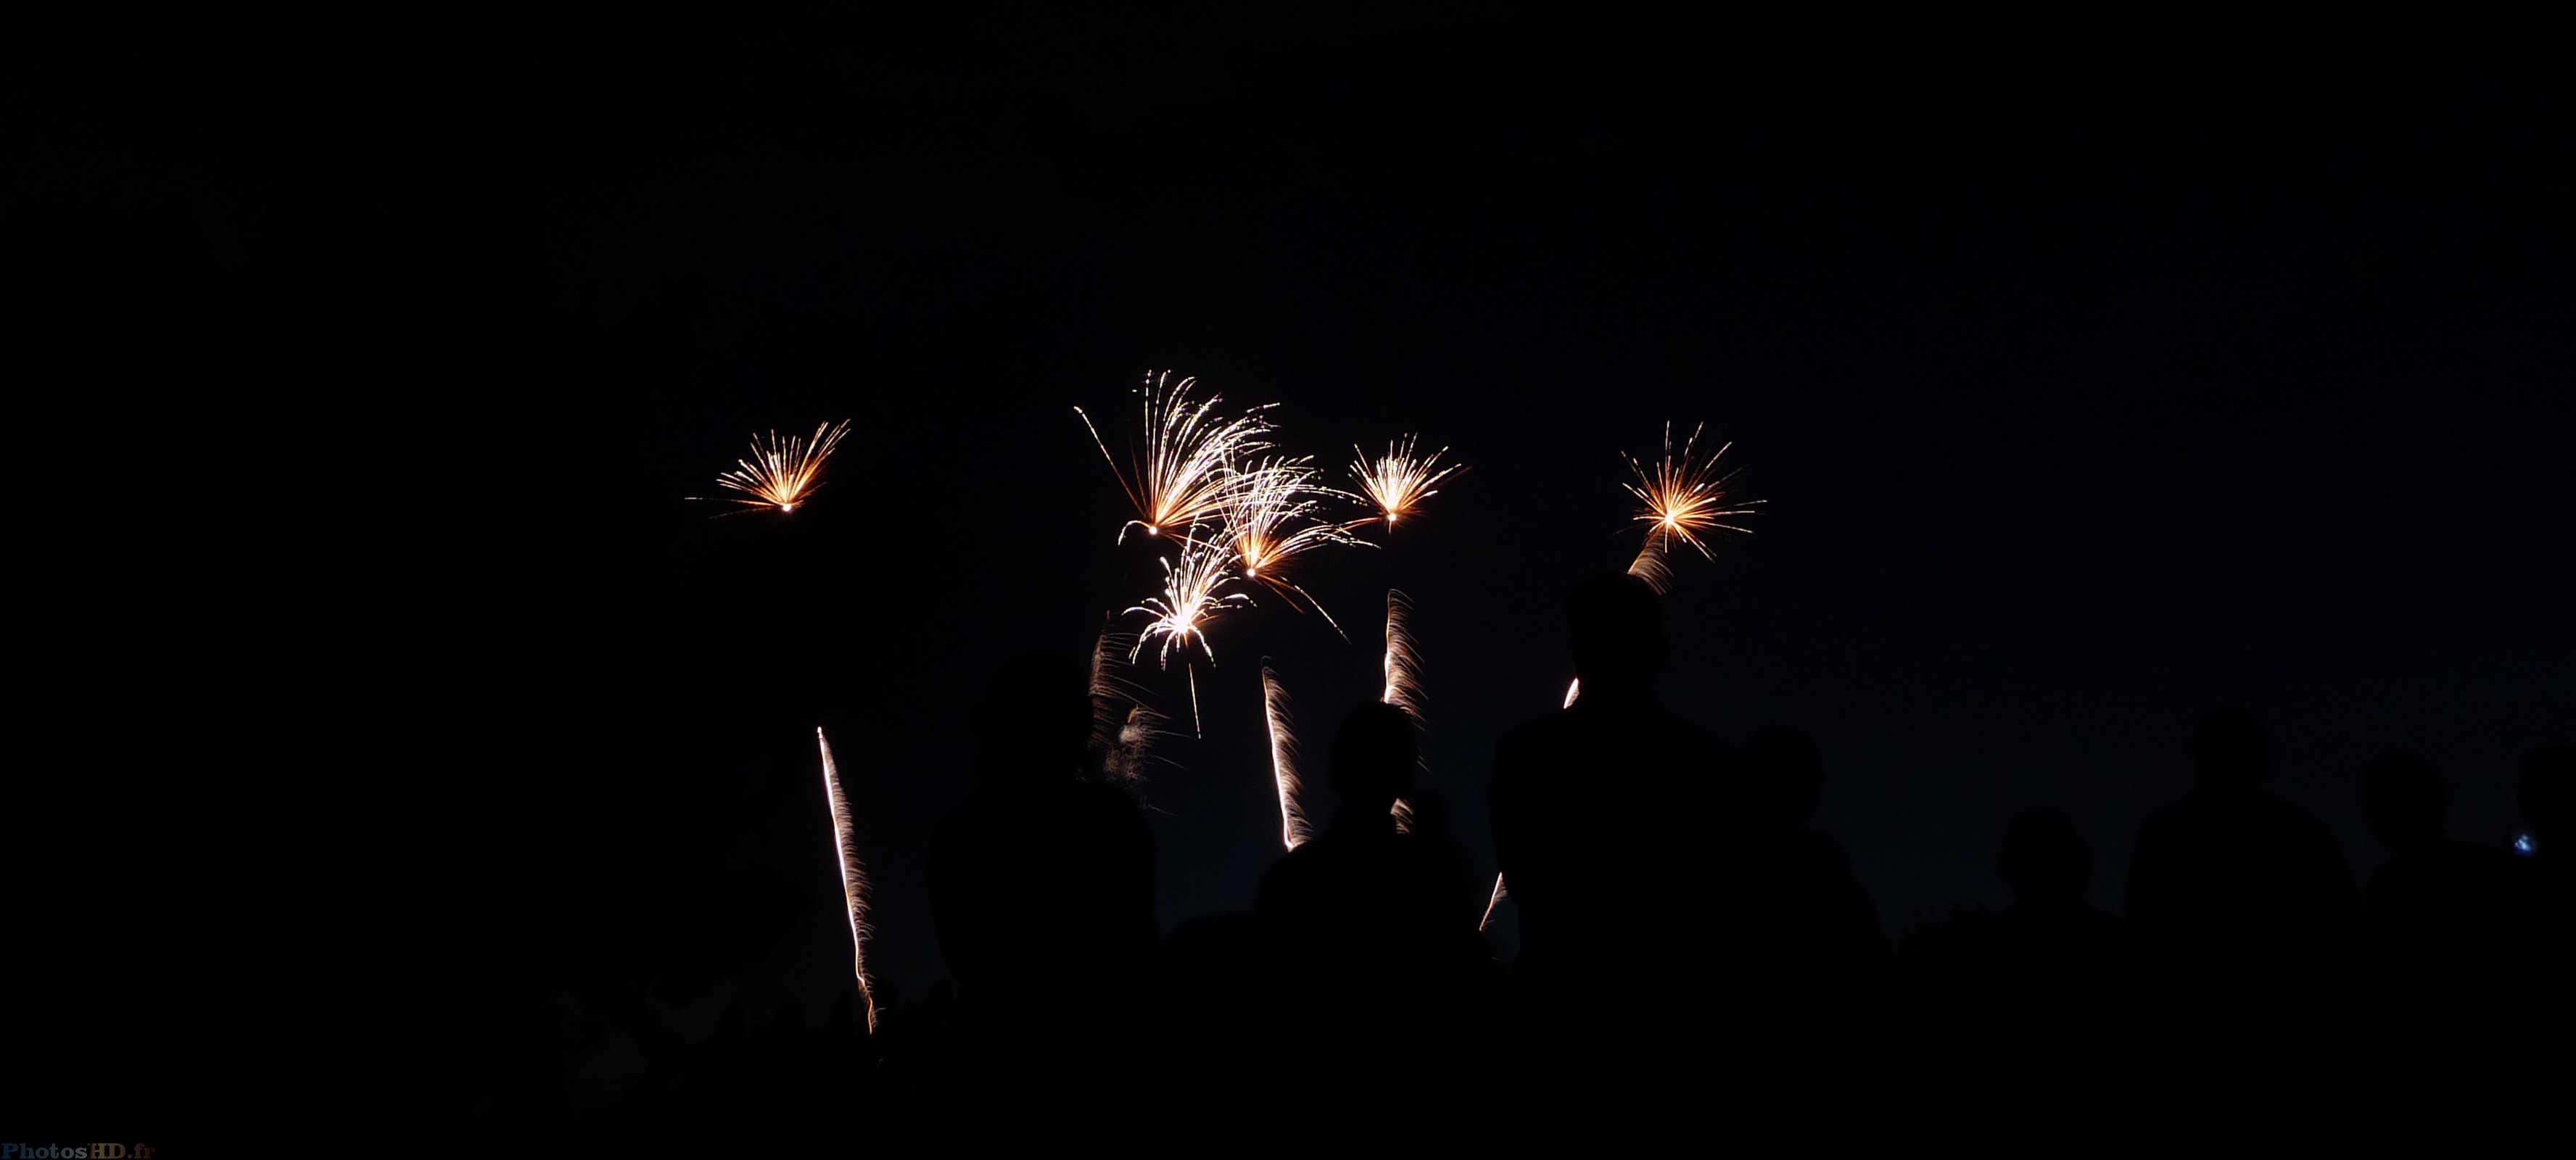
[
  {"xmin": 2190, "ymin": 708, "xmax": 2269, "ymax": 789},
  {"xmin": 1743, "ymin": 726, "xmax": 1822, "ymax": 829},
  {"xmin": 1997, "ymin": 808, "xmax": 2092, "ymax": 905},
  {"xmin": 1566, "ymin": 573, "xmax": 1665, "ymax": 694},
  {"xmin": 973, "ymin": 652, "xmax": 1095, "ymax": 784},
  {"xmin": 1331, "ymin": 701, "xmax": 1418, "ymax": 816},
  {"xmin": 2522, "ymin": 745, "xmax": 2574, "ymax": 853},
  {"xmin": 2364, "ymin": 754, "xmax": 2445, "ymax": 853}
]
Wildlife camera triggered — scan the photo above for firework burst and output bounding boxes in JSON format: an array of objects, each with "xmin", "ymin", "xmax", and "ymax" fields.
[
  {"xmin": 696, "ymin": 420, "xmax": 851, "ymax": 515},
  {"xmin": 1622, "ymin": 421, "xmax": 1760, "ymax": 592},
  {"xmin": 1260, "ymin": 659, "xmax": 1312, "ymax": 850},
  {"xmin": 1127, "ymin": 534, "xmax": 1252, "ymax": 732},
  {"xmin": 816, "ymin": 727, "xmax": 879, "ymax": 1032},
  {"xmin": 1222, "ymin": 457, "xmax": 1363, "ymax": 635},
  {"xmin": 1077, "ymin": 371, "xmax": 1277, "ymax": 542},
  {"xmin": 1350, "ymin": 436, "xmax": 1464, "ymax": 529}
]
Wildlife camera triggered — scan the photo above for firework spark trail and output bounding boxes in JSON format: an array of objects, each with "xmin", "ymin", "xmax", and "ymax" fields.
[
  {"xmin": 1625, "ymin": 534, "xmax": 1675, "ymax": 594},
  {"xmin": 817, "ymin": 727, "xmax": 879, "ymax": 1033},
  {"xmin": 1382, "ymin": 589, "xmax": 1425, "ymax": 721},
  {"xmin": 694, "ymin": 420, "xmax": 851, "ymax": 515},
  {"xmin": 1223, "ymin": 456, "xmax": 1365, "ymax": 637},
  {"xmin": 1479, "ymin": 873, "xmax": 1509, "ymax": 932},
  {"xmin": 1382, "ymin": 589, "xmax": 1427, "ymax": 834},
  {"xmin": 1260, "ymin": 659, "xmax": 1312, "ymax": 850},
  {"xmin": 1350, "ymin": 436, "xmax": 1464, "ymax": 529},
  {"xmin": 1563, "ymin": 678, "xmax": 1581, "ymax": 708},
  {"xmin": 1621, "ymin": 420, "xmax": 1762, "ymax": 594},
  {"xmin": 1128, "ymin": 534, "xmax": 1252, "ymax": 734},
  {"xmin": 1089, "ymin": 624, "xmax": 1167, "ymax": 785},
  {"xmin": 1076, "ymin": 371, "xmax": 1278, "ymax": 543}
]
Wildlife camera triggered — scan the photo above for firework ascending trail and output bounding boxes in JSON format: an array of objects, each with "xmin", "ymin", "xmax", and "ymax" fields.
[
  {"xmin": 1260, "ymin": 659, "xmax": 1312, "ymax": 850},
  {"xmin": 695, "ymin": 420, "xmax": 851, "ymax": 515},
  {"xmin": 1563, "ymin": 678, "xmax": 1580, "ymax": 708},
  {"xmin": 1089, "ymin": 624, "xmax": 1167, "ymax": 786},
  {"xmin": 1128, "ymin": 534, "xmax": 1252, "ymax": 733},
  {"xmin": 1622, "ymin": 420, "xmax": 1762, "ymax": 593},
  {"xmin": 1382, "ymin": 589, "xmax": 1425, "ymax": 722},
  {"xmin": 1351, "ymin": 436, "xmax": 1464, "ymax": 529},
  {"xmin": 1077, "ymin": 371, "xmax": 1278, "ymax": 542},
  {"xmin": 1382, "ymin": 589, "xmax": 1426, "ymax": 833},
  {"xmin": 1223, "ymin": 457, "xmax": 1364, "ymax": 636},
  {"xmin": 1479, "ymin": 873, "xmax": 1508, "ymax": 932},
  {"xmin": 816, "ymin": 727, "xmax": 879, "ymax": 1033}
]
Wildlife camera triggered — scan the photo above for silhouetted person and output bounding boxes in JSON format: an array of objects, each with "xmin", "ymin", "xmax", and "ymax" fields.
[
  {"xmin": 1730, "ymin": 726, "xmax": 1887, "ymax": 986},
  {"xmin": 925, "ymin": 652, "xmax": 1156, "ymax": 1093},
  {"xmin": 1490, "ymin": 573, "xmax": 1733, "ymax": 1082},
  {"xmin": 2123, "ymin": 710, "xmax": 2358, "ymax": 1087},
  {"xmin": 2518, "ymin": 746, "xmax": 2575, "ymax": 984},
  {"xmin": 1257, "ymin": 703, "xmax": 1489, "ymax": 1080},
  {"xmin": 2126, "ymin": 710, "xmax": 2357, "ymax": 961},
  {"xmin": 1994, "ymin": 807, "xmax": 2127, "ymax": 969},
  {"xmin": 1895, "ymin": 808, "xmax": 2131, "ymax": 1109},
  {"xmin": 2361, "ymin": 755, "xmax": 2520, "ymax": 961}
]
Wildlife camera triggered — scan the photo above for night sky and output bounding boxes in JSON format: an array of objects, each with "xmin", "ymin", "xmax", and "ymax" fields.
[{"xmin": 11, "ymin": 5, "xmax": 2571, "ymax": 1106}]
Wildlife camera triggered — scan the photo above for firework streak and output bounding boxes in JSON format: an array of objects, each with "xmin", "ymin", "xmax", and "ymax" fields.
[
  {"xmin": 1260, "ymin": 659, "xmax": 1311, "ymax": 850},
  {"xmin": 817, "ymin": 727, "xmax": 879, "ymax": 1032}
]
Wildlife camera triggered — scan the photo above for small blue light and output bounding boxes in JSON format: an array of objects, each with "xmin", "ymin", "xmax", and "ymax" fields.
[{"xmin": 2514, "ymin": 833, "xmax": 2535, "ymax": 856}]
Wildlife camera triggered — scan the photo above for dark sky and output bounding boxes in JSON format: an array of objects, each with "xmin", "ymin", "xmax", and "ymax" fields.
[{"xmin": 11, "ymin": 6, "xmax": 2570, "ymax": 1048}]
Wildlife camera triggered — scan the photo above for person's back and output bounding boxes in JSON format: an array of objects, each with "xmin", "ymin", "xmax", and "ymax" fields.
[
  {"xmin": 1993, "ymin": 808, "xmax": 2127, "ymax": 970},
  {"xmin": 927, "ymin": 654, "xmax": 1156, "ymax": 1080},
  {"xmin": 2361, "ymin": 754, "xmax": 2519, "ymax": 965},
  {"xmin": 1728, "ymin": 726, "xmax": 1885, "ymax": 987},
  {"xmin": 1491, "ymin": 575, "xmax": 1733, "ymax": 1004},
  {"xmin": 1258, "ymin": 703, "xmax": 1486, "ymax": 1072},
  {"xmin": 2126, "ymin": 710, "xmax": 2357, "ymax": 961}
]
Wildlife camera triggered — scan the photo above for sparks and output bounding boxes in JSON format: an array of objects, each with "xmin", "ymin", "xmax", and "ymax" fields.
[
  {"xmin": 1382, "ymin": 589, "xmax": 1426, "ymax": 724},
  {"xmin": 817, "ymin": 727, "xmax": 879, "ymax": 1033},
  {"xmin": 1089, "ymin": 624, "xmax": 1168, "ymax": 786},
  {"xmin": 1127, "ymin": 534, "xmax": 1252, "ymax": 734},
  {"xmin": 1222, "ymin": 456, "xmax": 1363, "ymax": 634},
  {"xmin": 1077, "ymin": 371, "xmax": 1277, "ymax": 543},
  {"xmin": 1621, "ymin": 420, "xmax": 1761, "ymax": 593},
  {"xmin": 1350, "ymin": 436, "xmax": 1464, "ymax": 529},
  {"xmin": 1260, "ymin": 659, "xmax": 1312, "ymax": 850},
  {"xmin": 1479, "ymin": 873, "xmax": 1509, "ymax": 932},
  {"xmin": 1382, "ymin": 589, "xmax": 1425, "ymax": 834},
  {"xmin": 696, "ymin": 420, "xmax": 851, "ymax": 515}
]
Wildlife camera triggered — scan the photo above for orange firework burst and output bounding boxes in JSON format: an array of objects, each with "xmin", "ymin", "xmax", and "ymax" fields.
[
  {"xmin": 1222, "ymin": 457, "xmax": 1363, "ymax": 634},
  {"xmin": 697, "ymin": 420, "xmax": 851, "ymax": 515},
  {"xmin": 1351, "ymin": 436, "xmax": 1464, "ymax": 529},
  {"xmin": 1622, "ymin": 420, "xmax": 1761, "ymax": 592},
  {"xmin": 1127, "ymin": 534, "xmax": 1252, "ymax": 732},
  {"xmin": 816, "ymin": 727, "xmax": 879, "ymax": 1032},
  {"xmin": 1077, "ymin": 371, "xmax": 1277, "ymax": 543}
]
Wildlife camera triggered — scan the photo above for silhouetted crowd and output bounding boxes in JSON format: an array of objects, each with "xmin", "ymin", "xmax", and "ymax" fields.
[{"xmin": 558, "ymin": 573, "xmax": 2569, "ymax": 1147}]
